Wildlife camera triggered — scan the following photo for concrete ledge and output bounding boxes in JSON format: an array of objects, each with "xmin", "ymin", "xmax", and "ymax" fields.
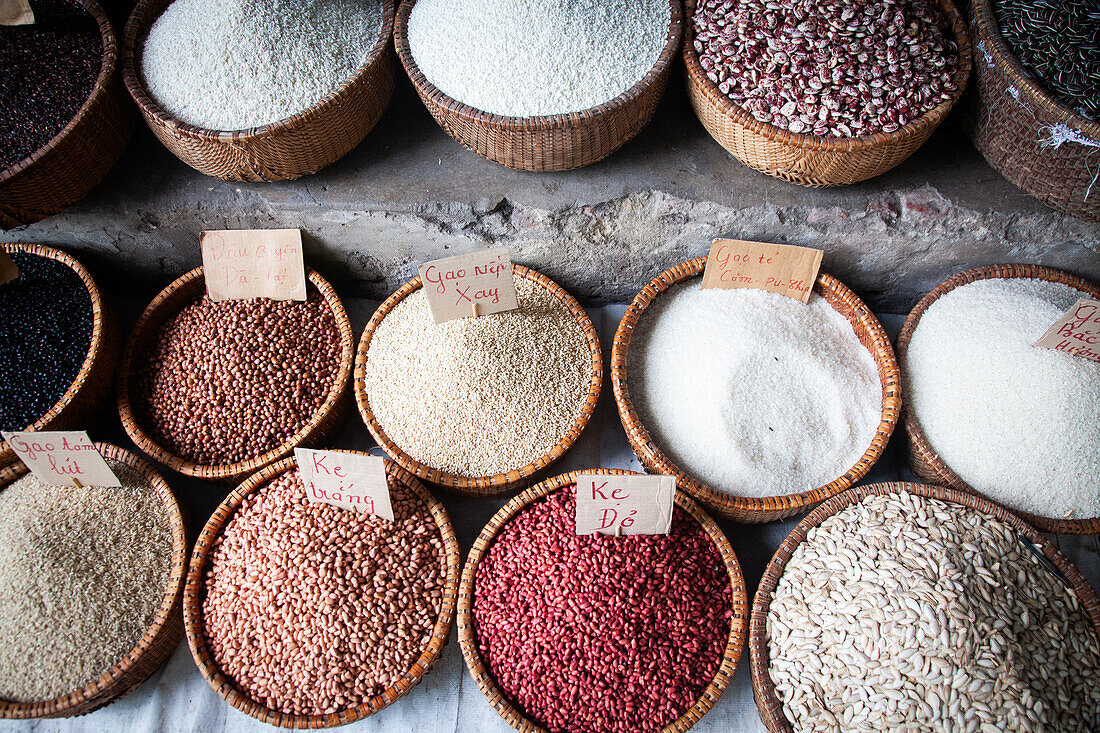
[{"xmin": 3, "ymin": 76, "xmax": 1097, "ymax": 311}]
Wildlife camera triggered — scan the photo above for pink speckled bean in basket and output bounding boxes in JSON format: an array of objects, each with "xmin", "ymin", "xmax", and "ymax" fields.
[
  {"xmin": 473, "ymin": 485, "xmax": 733, "ymax": 732},
  {"xmin": 201, "ymin": 470, "xmax": 446, "ymax": 716}
]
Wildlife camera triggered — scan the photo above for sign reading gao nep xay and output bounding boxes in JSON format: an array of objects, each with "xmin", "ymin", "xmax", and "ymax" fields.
[{"xmin": 418, "ymin": 247, "xmax": 519, "ymax": 323}]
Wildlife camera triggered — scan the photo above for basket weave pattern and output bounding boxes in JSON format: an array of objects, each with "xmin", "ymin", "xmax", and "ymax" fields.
[
  {"xmin": 961, "ymin": 0, "xmax": 1100, "ymax": 221},
  {"xmin": 748, "ymin": 481, "xmax": 1100, "ymax": 732},
  {"xmin": 896, "ymin": 264, "xmax": 1100, "ymax": 535},
  {"xmin": 0, "ymin": 0, "xmax": 134, "ymax": 227},
  {"xmin": 612, "ymin": 257, "xmax": 901, "ymax": 523},
  {"xmin": 121, "ymin": 0, "xmax": 395, "ymax": 182},
  {"xmin": 456, "ymin": 469, "xmax": 749, "ymax": 733},
  {"xmin": 0, "ymin": 244, "xmax": 119, "ymax": 468},
  {"xmin": 117, "ymin": 267, "xmax": 354, "ymax": 482},
  {"xmin": 354, "ymin": 264, "xmax": 603, "ymax": 497},
  {"xmin": 0, "ymin": 444, "xmax": 188, "ymax": 719},
  {"xmin": 393, "ymin": 0, "xmax": 683, "ymax": 171},
  {"xmin": 183, "ymin": 456, "xmax": 460, "ymax": 728},
  {"xmin": 682, "ymin": 0, "xmax": 972, "ymax": 187}
]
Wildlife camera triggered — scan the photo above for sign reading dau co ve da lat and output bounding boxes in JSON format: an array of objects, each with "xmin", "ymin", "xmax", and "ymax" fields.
[
  {"xmin": 295, "ymin": 448, "xmax": 394, "ymax": 521},
  {"xmin": 575, "ymin": 474, "xmax": 675, "ymax": 536},
  {"xmin": 701, "ymin": 239, "xmax": 823, "ymax": 303},
  {"xmin": 1, "ymin": 431, "xmax": 120, "ymax": 487},
  {"xmin": 200, "ymin": 228, "xmax": 307, "ymax": 302},
  {"xmin": 418, "ymin": 247, "xmax": 518, "ymax": 323}
]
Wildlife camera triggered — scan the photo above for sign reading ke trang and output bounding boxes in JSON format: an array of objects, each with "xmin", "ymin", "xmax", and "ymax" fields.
[
  {"xmin": 575, "ymin": 474, "xmax": 675, "ymax": 536},
  {"xmin": 418, "ymin": 248, "xmax": 518, "ymax": 323},
  {"xmin": 200, "ymin": 228, "xmax": 307, "ymax": 302},
  {"xmin": 1034, "ymin": 298, "xmax": 1100, "ymax": 363},
  {"xmin": 701, "ymin": 239, "xmax": 823, "ymax": 303},
  {"xmin": 1, "ymin": 431, "xmax": 120, "ymax": 487},
  {"xmin": 295, "ymin": 448, "xmax": 394, "ymax": 520}
]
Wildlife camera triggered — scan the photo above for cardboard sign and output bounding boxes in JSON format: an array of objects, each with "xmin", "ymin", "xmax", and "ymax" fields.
[
  {"xmin": 701, "ymin": 239, "xmax": 823, "ymax": 303},
  {"xmin": 575, "ymin": 474, "xmax": 675, "ymax": 536},
  {"xmin": 1, "ymin": 431, "xmax": 120, "ymax": 487},
  {"xmin": 0, "ymin": 0, "xmax": 34, "ymax": 25},
  {"xmin": 200, "ymin": 229, "xmax": 307, "ymax": 302},
  {"xmin": 0, "ymin": 251, "xmax": 19, "ymax": 286},
  {"xmin": 417, "ymin": 248, "xmax": 518, "ymax": 323},
  {"xmin": 295, "ymin": 448, "xmax": 393, "ymax": 520},
  {"xmin": 1034, "ymin": 298, "xmax": 1100, "ymax": 363}
]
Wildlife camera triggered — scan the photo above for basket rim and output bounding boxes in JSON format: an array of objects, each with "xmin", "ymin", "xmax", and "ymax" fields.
[
  {"xmin": 0, "ymin": 0, "xmax": 117, "ymax": 182},
  {"xmin": 969, "ymin": 0, "xmax": 1100, "ymax": 136},
  {"xmin": 0, "ymin": 442, "xmax": 188, "ymax": 719},
  {"xmin": 681, "ymin": 0, "xmax": 973, "ymax": 153},
  {"xmin": 182, "ymin": 453, "xmax": 461, "ymax": 728},
  {"xmin": 456, "ymin": 468, "xmax": 750, "ymax": 733},
  {"xmin": 747, "ymin": 480, "xmax": 1100, "ymax": 733},
  {"xmin": 895, "ymin": 263, "xmax": 1100, "ymax": 535},
  {"xmin": 116, "ymin": 265, "xmax": 355, "ymax": 481},
  {"xmin": 392, "ymin": 0, "xmax": 683, "ymax": 131},
  {"xmin": 353, "ymin": 263, "xmax": 603, "ymax": 496},
  {"xmin": 0, "ymin": 243, "xmax": 110, "ymax": 461},
  {"xmin": 119, "ymin": 0, "xmax": 396, "ymax": 140},
  {"xmin": 610, "ymin": 256, "xmax": 901, "ymax": 521}
]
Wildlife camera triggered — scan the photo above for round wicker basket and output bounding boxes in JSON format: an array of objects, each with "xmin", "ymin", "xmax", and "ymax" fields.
[
  {"xmin": 117, "ymin": 266, "xmax": 354, "ymax": 482},
  {"xmin": 121, "ymin": 0, "xmax": 396, "ymax": 182},
  {"xmin": 0, "ymin": 0, "xmax": 134, "ymax": 227},
  {"xmin": 393, "ymin": 0, "xmax": 683, "ymax": 171},
  {"xmin": 0, "ymin": 243, "xmax": 119, "ymax": 468},
  {"xmin": 748, "ymin": 481, "xmax": 1100, "ymax": 733},
  {"xmin": 354, "ymin": 264, "xmax": 603, "ymax": 497},
  {"xmin": 0, "ymin": 443, "xmax": 188, "ymax": 719},
  {"xmin": 457, "ymin": 468, "xmax": 749, "ymax": 732},
  {"xmin": 682, "ymin": 0, "xmax": 972, "ymax": 187},
  {"xmin": 611, "ymin": 257, "xmax": 901, "ymax": 523},
  {"xmin": 961, "ymin": 0, "xmax": 1100, "ymax": 221},
  {"xmin": 896, "ymin": 264, "xmax": 1100, "ymax": 535},
  {"xmin": 183, "ymin": 454, "xmax": 460, "ymax": 728}
]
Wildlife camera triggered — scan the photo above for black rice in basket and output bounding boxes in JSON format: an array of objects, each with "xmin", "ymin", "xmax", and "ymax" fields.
[
  {"xmin": 993, "ymin": 0, "xmax": 1100, "ymax": 121},
  {"xmin": 0, "ymin": 252, "xmax": 94, "ymax": 432},
  {"xmin": 0, "ymin": 0, "xmax": 102, "ymax": 169}
]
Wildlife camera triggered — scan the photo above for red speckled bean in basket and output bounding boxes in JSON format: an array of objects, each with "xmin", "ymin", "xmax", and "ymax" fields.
[
  {"xmin": 137, "ymin": 290, "xmax": 342, "ymax": 466},
  {"xmin": 473, "ymin": 485, "xmax": 733, "ymax": 732},
  {"xmin": 202, "ymin": 470, "xmax": 446, "ymax": 716}
]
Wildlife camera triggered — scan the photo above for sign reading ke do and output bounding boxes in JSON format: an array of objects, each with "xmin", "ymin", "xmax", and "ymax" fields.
[{"xmin": 575, "ymin": 474, "xmax": 675, "ymax": 536}]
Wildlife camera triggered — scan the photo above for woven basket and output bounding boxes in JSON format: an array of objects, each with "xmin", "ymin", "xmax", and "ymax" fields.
[
  {"xmin": 0, "ymin": 0, "xmax": 134, "ymax": 227},
  {"xmin": 896, "ymin": 264, "xmax": 1100, "ymax": 535},
  {"xmin": 121, "ymin": 0, "xmax": 395, "ymax": 182},
  {"xmin": 962, "ymin": 1, "xmax": 1099, "ymax": 221},
  {"xmin": 748, "ymin": 480, "xmax": 1100, "ymax": 733},
  {"xmin": 0, "ymin": 443, "xmax": 188, "ymax": 719},
  {"xmin": 354, "ymin": 264, "xmax": 603, "ymax": 497},
  {"xmin": 612, "ymin": 257, "xmax": 901, "ymax": 523},
  {"xmin": 393, "ymin": 0, "xmax": 682, "ymax": 171},
  {"xmin": 0, "ymin": 244, "xmax": 119, "ymax": 468},
  {"xmin": 117, "ymin": 266, "xmax": 354, "ymax": 482},
  {"xmin": 682, "ymin": 0, "xmax": 972, "ymax": 187},
  {"xmin": 457, "ymin": 468, "xmax": 749, "ymax": 732},
  {"xmin": 184, "ymin": 455, "xmax": 460, "ymax": 728}
]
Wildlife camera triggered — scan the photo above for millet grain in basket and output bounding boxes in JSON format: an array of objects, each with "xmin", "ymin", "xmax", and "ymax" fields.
[{"xmin": 361, "ymin": 276, "xmax": 591, "ymax": 478}]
